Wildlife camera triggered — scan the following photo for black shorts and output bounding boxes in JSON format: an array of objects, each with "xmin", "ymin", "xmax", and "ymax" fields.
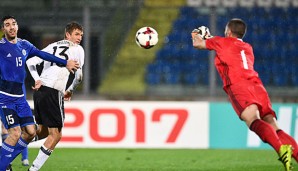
[{"xmin": 33, "ymin": 86, "xmax": 65, "ymax": 128}]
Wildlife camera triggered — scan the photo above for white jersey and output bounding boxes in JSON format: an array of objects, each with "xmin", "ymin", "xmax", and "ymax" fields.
[{"xmin": 26, "ymin": 40, "xmax": 84, "ymax": 92}]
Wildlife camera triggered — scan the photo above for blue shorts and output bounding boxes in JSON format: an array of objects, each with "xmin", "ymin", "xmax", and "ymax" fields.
[{"xmin": 0, "ymin": 100, "xmax": 35, "ymax": 129}]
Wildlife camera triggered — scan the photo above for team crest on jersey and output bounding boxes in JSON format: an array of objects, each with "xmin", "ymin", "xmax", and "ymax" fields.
[{"xmin": 22, "ymin": 49, "xmax": 26, "ymax": 56}]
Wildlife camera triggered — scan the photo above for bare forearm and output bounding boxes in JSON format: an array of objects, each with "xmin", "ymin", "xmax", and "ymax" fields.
[{"xmin": 192, "ymin": 33, "xmax": 207, "ymax": 49}]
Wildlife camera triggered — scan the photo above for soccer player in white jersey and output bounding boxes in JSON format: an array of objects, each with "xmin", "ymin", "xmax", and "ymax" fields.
[
  {"xmin": 0, "ymin": 16, "xmax": 79, "ymax": 171},
  {"xmin": 26, "ymin": 22, "xmax": 84, "ymax": 171}
]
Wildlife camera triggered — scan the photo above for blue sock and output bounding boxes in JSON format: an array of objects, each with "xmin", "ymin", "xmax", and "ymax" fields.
[
  {"xmin": 0, "ymin": 137, "xmax": 29, "ymax": 170},
  {"xmin": 1, "ymin": 133, "xmax": 8, "ymax": 157},
  {"xmin": 0, "ymin": 142, "xmax": 14, "ymax": 170},
  {"xmin": 12, "ymin": 137, "xmax": 29, "ymax": 159},
  {"xmin": 21, "ymin": 146, "xmax": 28, "ymax": 161}
]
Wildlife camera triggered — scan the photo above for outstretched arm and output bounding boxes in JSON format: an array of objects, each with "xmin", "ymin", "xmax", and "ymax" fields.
[
  {"xmin": 191, "ymin": 33, "xmax": 207, "ymax": 49},
  {"xmin": 31, "ymin": 50, "xmax": 66, "ymax": 66},
  {"xmin": 30, "ymin": 50, "xmax": 79, "ymax": 73},
  {"xmin": 191, "ymin": 26, "xmax": 213, "ymax": 49}
]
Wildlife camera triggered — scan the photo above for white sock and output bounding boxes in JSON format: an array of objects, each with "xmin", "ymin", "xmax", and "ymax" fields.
[{"xmin": 29, "ymin": 145, "xmax": 53, "ymax": 171}]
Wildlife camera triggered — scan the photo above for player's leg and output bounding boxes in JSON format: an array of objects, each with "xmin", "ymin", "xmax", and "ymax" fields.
[
  {"xmin": 34, "ymin": 125, "xmax": 49, "ymax": 141},
  {"xmin": 0, "ymin": 105, "xmax": 23, "ymax": 170},
  {"xmin": 29, "ymin": 87, "xmax": 64, "ymax": 171},
  {"xmin": 29, "ymin": 127, "xmax": 62, "ymax": 171},
  {"xmin": 1, "ymin": 122, "xmax": 9, "ymax": 143},
  {"xmin": 1, "ymin": 119, "xmax": 34, "ymax": 168},
  {"xmin": 227, "ymin": 78, "xmax": 293, "ymax": 171},
  {"xmin": 1, "ymin": 123, "xmax": 14, "ymax": 171},
  {"xmin": 1, "ymin": 102, "xmax": 36, "ymax": 170},
  {"xmin": 0, "ymin": 125, "xmax": 21, "ymax": 170},
  {"xmin": 263, "ymin": 114, "xmax": 298, "ymax": 163},
  {"xmin": 227, "ymin": 82, "xmax": 283, "ymax": 152},
  {"xmin": 16, "ymin": 102, "xmax": 36, "ymax": 152},
  {"xmin": 17, "ymin": 119, "xmax": 36, "ymax": 167},
  {"xmin": 44, "ymin": 127, "xmax": 62, "ymax": 149},
  {"xmin": 258, "ymin": 84, "xmax": 297, "ymax": 167},
  {"xmin": 242, "ymin": 105, "xmax": 292, "ymax": 171},
  {"xmin": 1, "ymin": 123, "xmax": 12, "ymax": 171},
  {"xmin": 30, "ymin": 124, "xmax": 49, "ymax": 143},
  {"xmin": 0, "ymin": 124, "xmax": 35, "ymax": 171},
  {"xmin": 241, "ymin": 104, "xmax": 283, "ymax": 152},
  {"xmin": 8, "ymin": 124, "xmax": 35, "ymax": 168},
  {"xmin": 31, "ymin": 87, "xmax": 52, "ymax": 143},
  {"xmin": 277, "ymin": 130, "xmax": 298, "ymax": 163},
  {"xmin": 21, "ymin": 146, "xmax": 29, "ymax": 166}
]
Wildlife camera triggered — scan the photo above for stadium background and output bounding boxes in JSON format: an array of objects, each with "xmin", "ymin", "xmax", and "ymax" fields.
[{"xmin": 0, "ymin": 0, "xmax": 297, "ymax": 154}]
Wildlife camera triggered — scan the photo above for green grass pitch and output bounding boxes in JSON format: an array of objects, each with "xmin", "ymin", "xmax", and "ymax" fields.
[{"xmin": 12, "ymin": 148, "xmax": 297, "ymax": 171}]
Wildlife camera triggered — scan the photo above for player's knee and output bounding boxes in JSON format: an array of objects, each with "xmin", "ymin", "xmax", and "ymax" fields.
[
  {"xmin": 9, "ymin": 127, "xmax": 22, "ymax": 141},
  {"xmin": 27, "ymin": 129, "xmax": 36, "ymax": 139},
  {"xmin": 241, "ymin": 104, "xmax": 260, "ymax": 126},
  {"xmin": 24, "ymin": 125, "xmax": 37, "ymax": 140},
  {"xmin": 263, "ymin": 114, "xmax": 279, "ymax": 130}
]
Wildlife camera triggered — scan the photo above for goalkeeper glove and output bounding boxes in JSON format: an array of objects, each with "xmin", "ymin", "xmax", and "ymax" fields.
[{"xmin": 192, "ymin": 26, "xmax": 213, "ymax": 40}]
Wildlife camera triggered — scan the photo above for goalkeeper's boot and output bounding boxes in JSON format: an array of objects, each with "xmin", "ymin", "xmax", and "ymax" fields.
[{"xmin": 278, "ymin": 145, "xmax": 293, "ymax": 171}]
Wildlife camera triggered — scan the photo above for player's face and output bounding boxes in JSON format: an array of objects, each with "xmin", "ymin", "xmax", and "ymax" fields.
[
  {"xmin": 66, "ymin": 29, "xmax": 83, "ymax": 45},
  {"xmin": 2, "ymin": 18, "xmax": 18, "ymax": 40}
]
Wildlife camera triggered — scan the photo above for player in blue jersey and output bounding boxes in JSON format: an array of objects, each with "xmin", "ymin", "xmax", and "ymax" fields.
[{"xmin": 0, "ymin": 15, "xmax": 79, "ymax": 171}]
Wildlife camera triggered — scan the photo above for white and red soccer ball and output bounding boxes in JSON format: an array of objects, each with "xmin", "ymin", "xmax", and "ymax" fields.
[{"xmin": 135, "ymin": 27, "xmax": 158, "ymax": 49}]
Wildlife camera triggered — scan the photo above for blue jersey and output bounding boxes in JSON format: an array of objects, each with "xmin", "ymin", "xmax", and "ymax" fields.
[{"xmin": 0, "ymin": 37, "xmax": 67, "ymax": 101}]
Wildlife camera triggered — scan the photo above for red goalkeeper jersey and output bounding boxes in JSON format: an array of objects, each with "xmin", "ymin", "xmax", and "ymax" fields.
[{"xmin": 206, "ymin": 36, "xmax": 259, "ymax": 87}]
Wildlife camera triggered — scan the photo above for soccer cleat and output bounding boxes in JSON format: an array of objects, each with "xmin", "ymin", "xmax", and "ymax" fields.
[
  {"xmin": 28, "ymin": 165, "xmax": 39, "ymax": 171},
  {"xmin": 22, "ymin": 159, "xmax": 30, "ymax": 166},
  {"xmin": 6, "ymin": 164, "xmax": 12, "ymax": 171},
  {"xmin": 278, "ymin": 145, "xmax": 293, "ymax": 171}
]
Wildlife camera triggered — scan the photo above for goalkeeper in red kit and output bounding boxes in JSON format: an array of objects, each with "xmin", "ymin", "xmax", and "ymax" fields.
[{"xmin": 191, "ymin": 18, "xmax": 297, "ymax": 171}]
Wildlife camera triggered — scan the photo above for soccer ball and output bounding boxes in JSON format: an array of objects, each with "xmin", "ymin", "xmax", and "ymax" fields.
[{"xmin": 135, "ymin": 27, "xmax": 158, "ymax": 49}]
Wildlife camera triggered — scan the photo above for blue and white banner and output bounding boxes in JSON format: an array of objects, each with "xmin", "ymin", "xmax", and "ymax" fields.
[{"xmin": 209, "ymin": 102, "xmax": 298, "ymax": 149}]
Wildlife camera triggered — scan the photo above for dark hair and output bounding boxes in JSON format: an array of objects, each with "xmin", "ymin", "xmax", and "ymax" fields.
[
  {"xmin": 64, "ymin": 22, "xmax": 83, "ymax": 38},
  {"xmin": 1, "ymin": 15, "xmax": 17, "ymax": 27},
  {"xmin": 227, "ymin": 18, "xmax": 246, "ymax": 38}
]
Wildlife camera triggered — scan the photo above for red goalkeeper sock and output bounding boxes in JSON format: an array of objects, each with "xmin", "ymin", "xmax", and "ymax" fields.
[
  {"xmin": 277, "ymin": 129, "xmax": 298, "ymax": 162},
  {"xmin": 250, "ymin": 119, "xmax": 282, "ymax": 152}
]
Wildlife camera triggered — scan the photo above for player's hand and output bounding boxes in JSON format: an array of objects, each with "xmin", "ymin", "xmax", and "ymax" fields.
[
  {"xmin": 66, "ymin": 60, "xmax": 79, "ymax": 74},
  {"xmin": 191, "ymin": 30, "xmax": 207, "ymax": 49},
  {"xmin": 64, "ymin": 90, "xmax": 73, "ymax": 101},
  {"xmin": 191, "ymin": 32, "xmax": 202, "ymax": 41},
  {"xmin": 192, "ymin": 26, "xmax": 213, "ymax": 40},
  {"xmin": 32, "ymin": 80, "xmax": 42, "ymax": 91}
]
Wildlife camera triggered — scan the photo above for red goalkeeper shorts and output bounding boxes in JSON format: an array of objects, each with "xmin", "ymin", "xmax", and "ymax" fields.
[{"xmin": 223, "ymin": 77, "xmax": 276, "ymax": 119}]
